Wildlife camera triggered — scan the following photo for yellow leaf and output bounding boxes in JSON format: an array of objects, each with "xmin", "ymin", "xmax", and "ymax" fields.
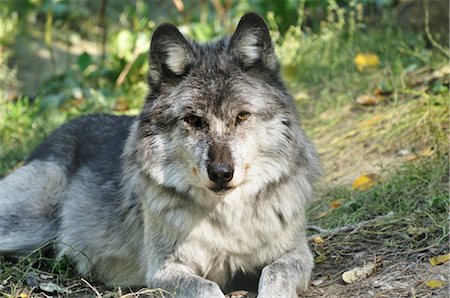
[
  {"xmin": 419, "ymin": 146, "xmax": 434, "ymax": 157},
  {"xmin": 352, "ymin": 174, "xmax": 378, "ymax": 191},
  {"xmin": 313, "ymin": 236, "xmax": 325, "ymax": 244},
  {"xmin": 314, "ymin": 210, "xmax": 331, "ymax": 220},
  {"xmin": 355, "ymin": 94, "xmax": 383, "ymax": 106},
  {"xmin": 429, "ymin": 253, "xmax": 450, "ymax": 266},
  {"xmin": 373, "ymin": 88, "xmax": 392, "ymax": 97},
  {"xmin": 19, "ymin": 294, "xmax": 29, "ymax": 298},
  {"xmin": 330, "ymin": 199, "xmax": 343, "ymax": 209},
  {"xmin": 354, "ymin": 53, "xmax": 380, "ymax": 71},
  {"xmin": 362, "ymin": 115, "xmax": 382, "ymax": 127},
  {"xmin": 405, "ymin": 154, "xmax": 418, "ymax": 161},
  {"xmin": 425, "ymin": 279, "xmax": 445, "ymax": 289}
]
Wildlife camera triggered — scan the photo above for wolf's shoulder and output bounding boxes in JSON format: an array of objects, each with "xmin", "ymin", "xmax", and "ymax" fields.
[
  {"xmin": 63, "ymin": 113, "xmax": 135, "ymax": 130},
  {"xmin": 26, "ymin": 113, "xmax": 136, "ymax": 172}
]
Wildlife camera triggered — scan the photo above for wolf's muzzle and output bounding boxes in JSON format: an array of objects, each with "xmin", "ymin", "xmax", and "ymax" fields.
[{"xmin": 207, "ymin": 162, "xmax": 234, "ymax": 191}]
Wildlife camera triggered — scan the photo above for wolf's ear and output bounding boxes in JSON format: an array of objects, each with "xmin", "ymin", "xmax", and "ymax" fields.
[
  {"xmin": 229, "ymin": 13, "xmax": 278, "ymax": 71},
  {"xmin": 149, "ymin": 23, "xmax": 194, "ymax": 86}
]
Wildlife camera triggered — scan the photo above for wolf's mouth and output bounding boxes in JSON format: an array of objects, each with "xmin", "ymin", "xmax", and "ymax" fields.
[{"xmin": 209, "ymin": 183, "xmax": 233, "ymax": 194}]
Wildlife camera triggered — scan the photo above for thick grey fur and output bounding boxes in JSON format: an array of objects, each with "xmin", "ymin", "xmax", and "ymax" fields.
[{"xmin": 0, "ymin": 13, "xmax": 321, "ymax": 297}]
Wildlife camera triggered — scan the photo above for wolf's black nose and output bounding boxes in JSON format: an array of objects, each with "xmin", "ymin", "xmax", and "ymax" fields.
[{"xmin": 208, "ymin": 163, "xmax": 234, "ymax": 184}]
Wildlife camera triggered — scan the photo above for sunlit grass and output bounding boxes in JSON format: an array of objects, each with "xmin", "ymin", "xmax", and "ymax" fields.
[{"xmin": 308, "ymin": 154, "xmax": 449, "ymax": 251}]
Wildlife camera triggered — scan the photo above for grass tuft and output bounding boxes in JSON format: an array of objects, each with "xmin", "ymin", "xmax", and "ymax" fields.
[{"xmin": 309, "ymin": 154, "xmax": 449, "ymax": 252}]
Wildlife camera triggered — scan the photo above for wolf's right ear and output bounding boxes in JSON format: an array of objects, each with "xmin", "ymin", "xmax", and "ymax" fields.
[{"xmin": 149, "ymin": 24, "xmax": 194, "ymax": 87}]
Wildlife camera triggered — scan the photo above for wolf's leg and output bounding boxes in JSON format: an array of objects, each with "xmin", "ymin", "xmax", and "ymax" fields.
[
  {"xmin": 257, "ymin": 238, "xmax": 313, "ymax": 298},
  {"xmin": 0, "ymin": 161, "xmax": 66, "ymax": 255},
  {"xmin": 147, "ymin": 262, "xmax": 225, "ymax": 298}
]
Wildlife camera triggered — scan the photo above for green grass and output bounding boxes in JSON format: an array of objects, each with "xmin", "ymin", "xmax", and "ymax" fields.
[{"xmin": 308, "ymin": 154, "xmax": 449, "ymax": 251}]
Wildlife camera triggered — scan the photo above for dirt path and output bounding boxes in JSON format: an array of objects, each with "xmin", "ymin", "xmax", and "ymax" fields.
[{"xmin": 307, "ymin": 242, "xmax": 449, "ymax": 297}]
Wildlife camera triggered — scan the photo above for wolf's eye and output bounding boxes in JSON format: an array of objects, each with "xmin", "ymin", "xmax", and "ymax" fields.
[
  {"xmin": 236, "ymin": 111, "xmax": 250, "ymax": 124},
  {"xmin": 184, "ymin": 115, "xmax": 203, "ymax": 128}
]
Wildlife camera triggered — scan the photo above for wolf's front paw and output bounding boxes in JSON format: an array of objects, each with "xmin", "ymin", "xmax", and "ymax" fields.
[
  {"xmin": 256, "ymin": 265, "xmax": 302, "ymax": 298},
  {"xmin": 177, "ymin": 280, "xmax": 225, "ymax": 298}
]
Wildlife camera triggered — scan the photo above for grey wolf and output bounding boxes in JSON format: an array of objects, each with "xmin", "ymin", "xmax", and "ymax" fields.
[{"xmin": 0, "ymin": 13, "xmax": 321, "ymax": 297}]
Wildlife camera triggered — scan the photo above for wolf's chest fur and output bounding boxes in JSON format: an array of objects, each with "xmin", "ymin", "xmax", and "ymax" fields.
[{"xmin": 140, "ymin": 177, "xmax": 304, "ymax": 286}]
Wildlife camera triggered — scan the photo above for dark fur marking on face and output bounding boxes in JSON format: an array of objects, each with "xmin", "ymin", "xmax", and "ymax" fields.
[{"xmin": 282, "ymin": 119, "xmax": 291, "ymax": 126}]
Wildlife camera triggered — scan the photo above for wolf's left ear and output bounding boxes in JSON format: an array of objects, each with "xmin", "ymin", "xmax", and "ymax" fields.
[
  {"xmin": 229, "ymin": 13, "xmax": 278, "ymax": 71},
  {"xmin": 149, "ymin": 23, "xmax": 194, "ymax": 87}
]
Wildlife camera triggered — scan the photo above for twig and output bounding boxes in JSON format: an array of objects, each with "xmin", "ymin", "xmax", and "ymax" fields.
[
  {"xmin": 307, "ymin": 211, "xmax": 395, "ymax": 241},
  {"xmin": 211, "ymin": 0, "xmax": 225, "ymax": 26},
  {"xmin": 81, "ymin": 278, "xmax": 102, "ymax": 298},
  {"xmin": 172, "ymin": 0, "xmax": 189, "ymax": 24},
  {"xmin": 396, "ymin": 242, "xmax": 442, "ymax": 255},
  {"xmin": 119, "ymin": 288, "xmax": 173, "ymax": 298},
  {"xmin": 306, "ymin": 225, "xmax": 329, "ymax": 233},
  {"xmin": 115, "ymin": 48, "xmax": 140, "ymax": 86},
  {"xmin": 423, "ymin": 2, "xmax": 450, "ymax": 59},
  {"xmin": 45, "ymin": 7, "xmax": 56, "ymax": 74}
]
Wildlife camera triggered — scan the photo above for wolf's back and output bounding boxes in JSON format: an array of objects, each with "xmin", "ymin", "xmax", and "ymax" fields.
[{"xmin": 0, "ymin": 114, "xmax": 134, "ymax": 255}]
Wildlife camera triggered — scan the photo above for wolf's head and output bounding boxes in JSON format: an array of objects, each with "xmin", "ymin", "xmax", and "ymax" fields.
[{"xmin": 129, "ymin": 13, "xmax": 320, "ymax": 205}]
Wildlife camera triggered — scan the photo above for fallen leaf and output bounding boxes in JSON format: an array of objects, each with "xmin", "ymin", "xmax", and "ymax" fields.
[
  {"xmin": 405, "ymin": 154, "xmax": 418, "ymax": 161},
  {"xmin": 313, "ymin": 236, "xmax": 325, "ymax": 244},
  {"xmin": 419, "ymin": 146, "xmax": 434, "ymax": 157},
  {"xmin": 362, "ymin": 115, "xmax": 382, "ymax": 127},
  {"xmin": 330, "ymin": 199, "xmax": 343, "ymax": 209},
  {"xmin": 429, "ymin": 253, "xmax": 450, "ymax": 266},
  {"xmin": 356, "ymin": 94, "xmax": 380, "ymax": 106},
  {"xmin": 373, "ymin": 88, "xmax": 392, "ymax": 97},
  {"xmin": 354, "ymin": 53, "xmax": 380, "ymax": 71},
  {"xmin": 11, "ymin": 290, "xmax": 30, "ymax": 298},
  {"xmin": 342, "ymin": 262, "xmax": 376, "ymax": 284},
  {"xmin": 311, "ymin": 278, "xmax": 325, "ymax": 286},
  {"xmin": 40, "ymin": 282, "xmax": 71, "ymax": 294},
  {"xmin": 314, "ymin": 210, "xmax": 331, "ymax": 219},
  {"xmin": 397, "ymin": 149, "xmax": 411, "ymax": 156},
  {"xmin": 40, "ymin": 274, "xmax": 54, "ymax": 280},
  {"xmin": 425, "ymin": 279, "xmax": 445, "ymax": 289},
  {"xmin": 352, "ymin": 173, "xmax": 379, "ymax": 191}
]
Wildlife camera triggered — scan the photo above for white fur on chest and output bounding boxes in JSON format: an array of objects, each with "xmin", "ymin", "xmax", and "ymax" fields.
[
  {"xmin": 173, "ymin": 185, "xmax": 305, "ymax": 285},
  {"xmin": 138, "ymin": 171, "xmax": 311, "ymax": 286}
]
